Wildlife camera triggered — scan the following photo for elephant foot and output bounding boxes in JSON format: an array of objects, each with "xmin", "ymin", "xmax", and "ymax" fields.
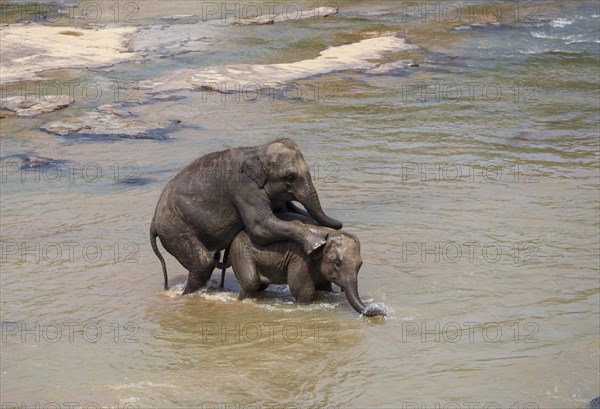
[{"xmin": 182, "ymin": 274, "xmax": 207, "ymax": 295}]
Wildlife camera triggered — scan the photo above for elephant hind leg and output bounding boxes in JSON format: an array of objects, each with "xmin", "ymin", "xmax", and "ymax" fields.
[
  {"xmin": 159, "ymin": 228, "xmax": 215, "ymax": 295},
  {"xmin": 182, "ymin": 263, "xmax": 214, "ymax": 295},
  {"xmin": 257, "ymin": 277, "xmax": 270, "ymax": 292}
]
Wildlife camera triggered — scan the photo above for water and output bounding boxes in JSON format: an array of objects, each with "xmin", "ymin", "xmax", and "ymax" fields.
[{"xmin": 1, "ymin": 1, "xmax": 599, "ymax": 407}]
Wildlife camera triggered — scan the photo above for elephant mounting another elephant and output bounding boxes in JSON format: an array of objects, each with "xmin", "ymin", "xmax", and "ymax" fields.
[
  {"xmin": 150, "ymin": 139, "xmax": 385, "ymax": 316},
  {"xmin": 224, "ymin": 211, "xmax": 387, "ymax": 317}
]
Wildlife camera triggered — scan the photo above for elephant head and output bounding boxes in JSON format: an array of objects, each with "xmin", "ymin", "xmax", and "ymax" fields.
[
  {"xmin": 317, "ymin": 231, "xmax": 386, "ymax": 317},
  {"xmin": 241, "ymin": 139, "xmax": 342, "ymax": 230}
]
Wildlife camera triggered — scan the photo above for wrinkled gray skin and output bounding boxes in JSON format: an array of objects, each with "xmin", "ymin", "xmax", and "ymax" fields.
[
  {"xmin": 228, "ymin": 213, "xmax": 386, "ymax": 317},
  {"xmin": 150, "ymin": 139, "xmax": 342, "ymax": 295}
]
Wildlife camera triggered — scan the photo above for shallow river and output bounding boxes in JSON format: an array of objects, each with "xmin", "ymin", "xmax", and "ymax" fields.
[{"xmin": 1, "ymin": 1, "xmax": 599, "ymax": 408}]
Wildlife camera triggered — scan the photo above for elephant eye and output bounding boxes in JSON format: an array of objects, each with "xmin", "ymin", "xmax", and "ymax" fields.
[{"xmin": 284, "ymin": 173, "xmax": 297, "ymax": 183}]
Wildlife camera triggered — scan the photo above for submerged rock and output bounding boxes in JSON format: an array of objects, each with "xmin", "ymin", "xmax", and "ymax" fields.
[
  {"xmin": 159, "ymin": 15, "xmax": 198, "ymax": 22},
  {"xmin": 367, "ymin": 60, "xmax": 419, "ymax": 74},
  {"xmin": 115, "ymin": 177, "xmax": 154, "ymax": 186},
  {"xmin": 235, "ymin": 6, "xmax": 338, "ymax": 25},
  {"xmin": 40, "ymin": 105, "xmax": 179, "ymax": 141},
  {"xmin": 1, "ymin": 95, "xmax": 73, "ymax": 117},
  {"xmin": 453, "ymin": 22, "xmax": 511, "ymax": 31},
  {"xmin": 0, "ymin": 154, "xmax": 69, "ymax": 170},
  {"xmin": 132, "ymin": 24, "xmax": 216, "ymax": 58}
]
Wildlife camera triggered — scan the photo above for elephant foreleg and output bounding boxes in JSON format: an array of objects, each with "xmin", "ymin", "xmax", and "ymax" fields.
[
  {"xmin": 230, "ymin": 239, "xmax": 262, "ymax": 300},
  {"xmin": 288, "ymin": 256, "xmax": 317, "ymax": 303}
]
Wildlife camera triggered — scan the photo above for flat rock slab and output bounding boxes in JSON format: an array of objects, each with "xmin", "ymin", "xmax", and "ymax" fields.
[
  {"xmin": 40, "ymin": 105, "xmax": 179, "ymax": 141},
  {"xmin": 1, "ymin": 24, "xmax": 137, "ymax": 84},
  {"xmin": 188, "ymin": 36, "xmax": 418, "ymax": 90},
  {"xmin": 1, "ymin": 95, "xmax": 74, "ymax": 117}
]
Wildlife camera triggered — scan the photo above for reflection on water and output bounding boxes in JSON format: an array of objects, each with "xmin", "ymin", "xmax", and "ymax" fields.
[{"xmin": 1, "ymin": 1, "xmax": 599, "ymax": 408}]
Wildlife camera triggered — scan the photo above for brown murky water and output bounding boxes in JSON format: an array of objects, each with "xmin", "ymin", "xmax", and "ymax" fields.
[{"xmin": 1, "ymin": 1, "xmax": 599, "ymax": 408}]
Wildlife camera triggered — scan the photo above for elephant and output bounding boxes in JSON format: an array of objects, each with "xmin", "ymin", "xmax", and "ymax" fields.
[
  {"xmin": 150, "ymin": 139, "xmax": 343, "ymax": 295},
  {"xmin": 226, "ymin": 212, "xmax": 386, "ymax": 317}
]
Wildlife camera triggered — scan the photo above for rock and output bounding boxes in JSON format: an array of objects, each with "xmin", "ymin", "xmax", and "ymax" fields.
[
  {"xmin": 235, "ymin": 14, "xmax": 274, "ymax": 25},
  {"xmin": 40, "ymin": 105, "xmax": 179, "ymax": 141},
  {"xmin": 0, "ymin": 108, "xmax": 16, "ymax": 118},
  {"xmin": 159, "ymin": 15, "xmax": 197, "ymax": 22},
  {"xmin": 1, "ymin": 95, "xmax": 73, "ymax": 117},
  {"xmin": 187, "ymin": 36, "xmax": 417, "ymax": 91},
  {"xmin": 453, "ymin": 22, "xmax": 510, "ymax": 31},
  {"xmin": 367, "ymin": 60, "xmax": 419, "ymax": 74},
  {"xmin": 235, "ymin": 6, "xmax": 337, "ymax": 25},
  {"xmin": 1, "ymin": 23, "xmax": 137, "ymax": 84},
  {"xmin": 151, "ymin": 94, "xmax": 187, "ymax": 102},
  {"xmin": 116, "ymin": 177, "xmax": 154, "ymax": 186},
  {"xmin": 273, "ymin": 6, "xmax": 338, "ymax": 23}
]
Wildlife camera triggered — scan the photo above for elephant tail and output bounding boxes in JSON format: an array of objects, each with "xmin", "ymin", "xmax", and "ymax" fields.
[
  {"xmin": 213, "ymin": 247, "xmax": 231, "ymax": 288},
  {"xmin": 150, "ymin": 222, "xmax": 169, "ymax": 290}
]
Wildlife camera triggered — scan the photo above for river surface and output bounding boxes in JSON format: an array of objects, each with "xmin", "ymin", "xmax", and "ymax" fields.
[{"xmin": 1, "ymin": 1, "xmax": 599, "ymax": 408}]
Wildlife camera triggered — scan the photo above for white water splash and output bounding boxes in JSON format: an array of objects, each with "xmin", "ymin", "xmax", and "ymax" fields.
[
  {"xmin": 162, "ymin": 282, "xmax": 239, "ymax": 302},
  {"xmin": 360, "ymin": 302, "xmax": 393, "ymax": 318},
  {"xmin": 162, "ymin": 281, "xmax": 349, "ymax": 313},
  {"xmin": 550, "ymin": 18, "xmax": 574, "ymax": 28},
  {"xmin": 256, "ymin": 300, "xmax": 338, "ymax": 313},
  {"xmin": 163, "ymin": 283, "xmax": 185, "ymax": 298}
]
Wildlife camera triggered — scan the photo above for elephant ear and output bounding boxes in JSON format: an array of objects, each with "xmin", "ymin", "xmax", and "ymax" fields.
[
  {"xmin": 241, "ymin": 150, "xmax": 267, "ymax": 188},
  {"xmin": 311, "ymin": 233, "xmax": 329, "ymax": 260}
]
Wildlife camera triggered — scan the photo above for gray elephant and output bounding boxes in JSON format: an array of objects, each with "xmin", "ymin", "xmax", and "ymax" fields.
[
  {"xmin": 227, "ymin": 213, "xmax": 386, "ymax": 317},
  {"xmin": 150, "ymin": 139, "xmax": 342, "ymax": 295}
]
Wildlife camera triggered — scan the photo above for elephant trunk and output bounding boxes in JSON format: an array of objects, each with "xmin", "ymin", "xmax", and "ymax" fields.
[
  {"xmin": 342, "ymin": 279, "xmax": 386, "ymax": 317},
  {"xmin": 299, "ymin": 181, "xmax": 342, "ymax": 230}
]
